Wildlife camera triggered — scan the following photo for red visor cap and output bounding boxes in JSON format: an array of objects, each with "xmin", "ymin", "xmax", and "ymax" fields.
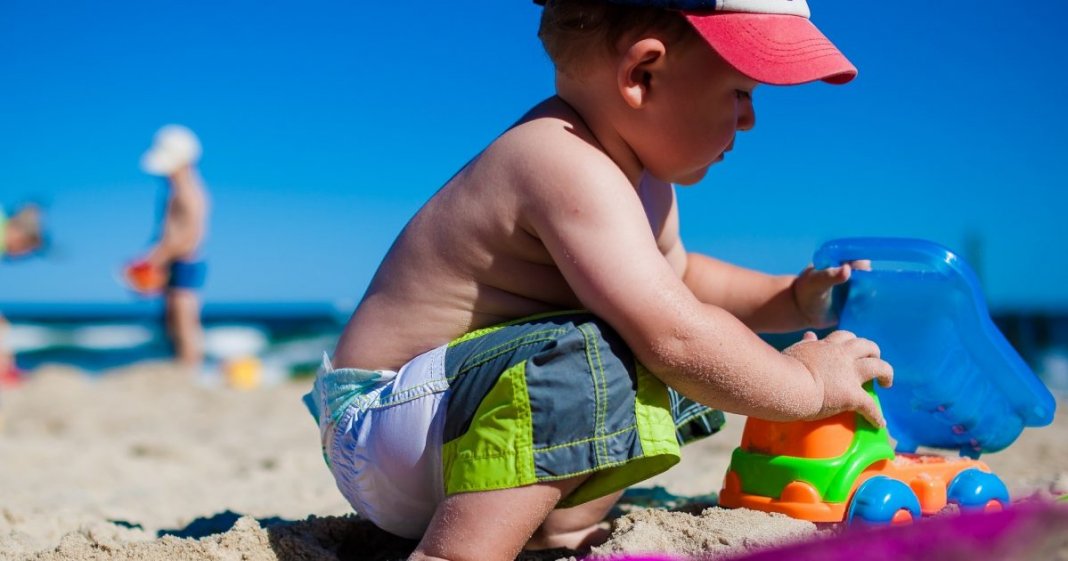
[{"xmin": 685, "ymin": 12, "xmax": 857, "ymax": 85}]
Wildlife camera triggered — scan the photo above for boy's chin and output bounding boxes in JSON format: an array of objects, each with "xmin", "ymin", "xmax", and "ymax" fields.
[{"xmin": 673, "ymin": 166, "xmax": 711, "ymax": 186}]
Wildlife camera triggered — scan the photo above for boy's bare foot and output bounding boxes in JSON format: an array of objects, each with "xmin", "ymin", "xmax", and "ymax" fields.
[
  {"xmin": 525, "ymin": 522, "xmax": 611, "ymax": 551},
  {"xmin": 525, "ymin": 490, "xmax": 621, "ymax": 551},
  {"xmin": 411, "ymin": 477, "xmax": 624, "ymax": 561}
]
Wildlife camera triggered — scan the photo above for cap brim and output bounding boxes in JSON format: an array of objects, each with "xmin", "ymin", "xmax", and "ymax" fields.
[
  {"xmin": 140, "ymin": 149, "xmax": 186, "ymax": 176},
  {"xmin": 685, "ymin": 13, "xmax": 857, "ymax": 86}
]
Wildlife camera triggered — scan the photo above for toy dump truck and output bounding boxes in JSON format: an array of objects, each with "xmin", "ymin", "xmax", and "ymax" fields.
[{"xmin": 719, "ymin": 238, "xmax": 1056, "ymax": 524}]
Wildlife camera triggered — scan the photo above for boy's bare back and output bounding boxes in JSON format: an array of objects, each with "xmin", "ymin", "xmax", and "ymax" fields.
[{"xmin": 335, "ymin": 97, "xmax": 681, "ymax": 373}]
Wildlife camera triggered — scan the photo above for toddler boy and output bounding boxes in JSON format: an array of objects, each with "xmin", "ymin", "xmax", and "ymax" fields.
[
  {"xmin": 305, "ymin": 1, "xmax": 892, "ymax": 559},
  {"xmin": 1, "ymin": 203, "xmax": 46, "ymax": 384}
]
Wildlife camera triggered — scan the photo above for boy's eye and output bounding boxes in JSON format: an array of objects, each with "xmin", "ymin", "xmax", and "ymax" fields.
[{"xmin": 735, "ymin": 90, "xmax": 752, "ymax": 101}]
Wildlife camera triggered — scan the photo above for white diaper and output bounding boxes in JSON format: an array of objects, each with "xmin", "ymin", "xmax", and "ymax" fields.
[{"xmin": 303, "ymin": 344, "xmax": 450, "ymax": 539}]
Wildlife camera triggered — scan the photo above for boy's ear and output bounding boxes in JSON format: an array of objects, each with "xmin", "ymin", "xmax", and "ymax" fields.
[{"xmin": 618, "ymin": 38, "xmax": 667, "ymax": 109}]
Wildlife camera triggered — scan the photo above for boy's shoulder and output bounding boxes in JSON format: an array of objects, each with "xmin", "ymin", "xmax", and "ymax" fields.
[
  {"xmin": 460, "ymin": 100, "xmax": 678, "ymax": 272},
  {"xmin": 480, "ymin": 99, "xmax": 634, "ymax": 206}
]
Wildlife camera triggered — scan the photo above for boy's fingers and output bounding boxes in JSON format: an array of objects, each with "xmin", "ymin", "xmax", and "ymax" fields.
[
  {"xmin": 859, "ymin": 357, "xmax": 894, "ymax": 388},
  {"xmin": 857, "ymin": 395, "xmax": 886, "ymax": 428},
  {"xmin": 819, "ymin": 266, "xmax": 845, "ymax": 283},
  {"xmin": 824, "ymin": 330, "xmax": 856, "ymax": 343},
  {"xmin": 876, "ymin": 358, "xmax": 894, "ymax": 388},
  {"xmin": 847, "ymin": 337, "xmax": 881, "ymax": 359},
  {"xmin": 802, "ymin": 331, "xmax": 818, "ymax": 342},
  {"xmin": 805, "ymin": 265, "xmax": 852, "ymax": 290},
  {"xmin": 850, "ymin": 259, "xmax": 872, "ymax": 271}
]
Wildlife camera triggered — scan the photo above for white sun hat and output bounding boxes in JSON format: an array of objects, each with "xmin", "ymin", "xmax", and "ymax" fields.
[{"xmin": 140, "ymin": 125, "xmax": 202, "ymax": 176}]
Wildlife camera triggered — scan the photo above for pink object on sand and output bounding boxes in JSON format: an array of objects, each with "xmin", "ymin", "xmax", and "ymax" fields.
[
  {"xmin": 730, "ymin": 502, "xmax": 1068, "ymax": 561},
  {"xmin": 584, "ymin": 503, "xmax": 1068, "ymax": 561}
]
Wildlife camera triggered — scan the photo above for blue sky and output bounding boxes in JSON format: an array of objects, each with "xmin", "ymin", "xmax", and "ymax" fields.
[{"xmin": 2, "ymin": 1, "xmax": 1066, "ymax": 312}]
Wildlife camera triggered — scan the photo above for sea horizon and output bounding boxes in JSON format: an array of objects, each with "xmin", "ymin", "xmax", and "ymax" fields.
[
  {"xmin": 0, "ymin": 300, "xmax": 352, "ymax": 321},
  {"xmin": 3, "ymin": 301, "xmax": 1066, "ymax": 393},
  {"xmin": 2, "ymin": 300, "xmax": 349, "ymax": 375}
]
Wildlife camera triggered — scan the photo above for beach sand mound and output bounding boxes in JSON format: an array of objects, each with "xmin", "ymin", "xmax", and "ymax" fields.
[
  {"xmin": 8, "ymin": 514, "xmax": 412, "ymax": 561},
  {"xmin": 1, "ymin": 364, "xmax": 1065, "ymax": 561},
  {"xmin": 587, "ymin": 507, "xmax": 826, "ymax": 559}
]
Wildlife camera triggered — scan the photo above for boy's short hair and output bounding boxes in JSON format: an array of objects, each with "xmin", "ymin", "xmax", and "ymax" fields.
[{"xmin": 538, "ymin": 0, "xmax": 696, "ymax": 75}]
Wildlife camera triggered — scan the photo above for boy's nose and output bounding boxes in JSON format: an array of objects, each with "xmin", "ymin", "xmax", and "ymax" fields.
[{"xmin": 736, "ymin": 99, "xmax": 756, "ymax": 131}]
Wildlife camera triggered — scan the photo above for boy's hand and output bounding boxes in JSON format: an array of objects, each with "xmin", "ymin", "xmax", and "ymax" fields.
[
  {"xmin": 792, "ymin": 260, "xmax": 870, "ymax": 328},
  {"xmin": 783, "ymin": 330, "xmax": 893, "ymax": 427}
]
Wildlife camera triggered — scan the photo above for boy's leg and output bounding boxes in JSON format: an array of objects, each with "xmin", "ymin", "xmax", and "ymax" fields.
[
  {"xmin": 527, "ymin": 489, "xmax": 623, "ymax": 550},
  {"xmin": 165, "ymin": 288, "xmax": 204, "ymax": 368},
  {"xmin": 417, "ymin": 313, "xmax": 705, "ymax": 559},
  {"xmin": 412, "ymin": 475, "xmax": 608, "ymax": 561}
]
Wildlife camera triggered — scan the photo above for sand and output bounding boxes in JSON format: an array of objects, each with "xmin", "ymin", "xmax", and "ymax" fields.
[{"xmin": 0, "ymin": 363, "xmax": 1065, "ymax": 561}]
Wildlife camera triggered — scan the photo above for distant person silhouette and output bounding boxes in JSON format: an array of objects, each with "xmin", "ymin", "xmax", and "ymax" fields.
[
  {"xmin": 1, "ymin": 202, "xmax": 46, "ymax": 384},
  {"xmin": 126, "ymin": 125, "xmax": 210, "ymax": 369}
]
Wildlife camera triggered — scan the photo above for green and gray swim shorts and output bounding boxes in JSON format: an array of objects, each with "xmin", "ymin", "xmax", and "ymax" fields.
[{"xmin": 303, "ymin": 311, "xmax": 724, "ymax": 539}]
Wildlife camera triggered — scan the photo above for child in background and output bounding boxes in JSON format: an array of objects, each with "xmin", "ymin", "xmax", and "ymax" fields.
[
  {"xmin": 130, "ymin": 125, "xmax": 210, "ymax": 369},
  {"xmin": 1, "ymin": 203, "xmax": 46, "ymax": 384},
  {"xmin": 305, "ymin": 1, "xmax": 893, "ymax": 559}
]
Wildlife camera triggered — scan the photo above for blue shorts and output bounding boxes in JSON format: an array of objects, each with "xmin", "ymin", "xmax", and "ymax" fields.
[
  {"xmin": 304, "ymin": 312, "xmax": 724, "ymax": 538},
  {"xmin": 168, "ymin": 259, "xmax": 207, "ymax": 290}
]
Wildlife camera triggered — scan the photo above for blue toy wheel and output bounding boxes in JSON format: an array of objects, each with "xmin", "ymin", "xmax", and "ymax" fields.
[
  {"xmin": 947, "ymin": 468, "xmax": 1009, "ymax": 511},
  {"xmin": 846, "ymin": 476, "xmax": 922, "ymax": 525}
]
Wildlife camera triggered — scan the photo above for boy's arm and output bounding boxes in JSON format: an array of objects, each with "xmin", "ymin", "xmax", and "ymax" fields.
[
  {"xmin": 520, "ymin": 145, "xmax": 889, "ymax": 424},
  {"xmin": 145, "ymin": 168, "xmax": 207, "ymax": 266},
  {"xmin": 683, "ymin": 253, "xmax": 867, "ymax": 332},
  {"xmin": 650, "ymin": 177, "xmax": 840, "ymax": 333},
  {"xmin": 681, "ymin": 253, "xmax": 805, "ymax": 333}
]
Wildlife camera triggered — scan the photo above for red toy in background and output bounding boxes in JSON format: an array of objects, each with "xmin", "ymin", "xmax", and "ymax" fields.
[{"xmin": 122, "ymin": 260, "xmax": 169, "ymax": 296}]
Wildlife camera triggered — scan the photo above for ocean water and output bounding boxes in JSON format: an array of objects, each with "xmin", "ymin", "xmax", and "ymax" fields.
[
  {"xmin": 3, "ymin": 302, "xmax": 347, "ymax": 377},
  {"xmin": 4, "ymin": 302, "xmax": 1068, "ymax": 395}
]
